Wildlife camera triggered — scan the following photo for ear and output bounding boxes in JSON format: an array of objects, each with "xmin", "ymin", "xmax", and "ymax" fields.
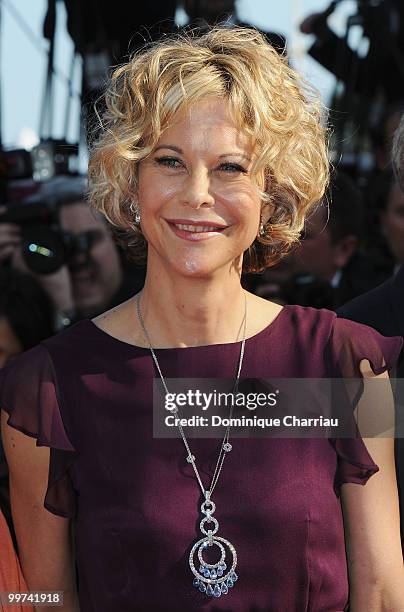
[{"xmin": 333, "ymin": 235, "xmax": 358, "ymax": 268}]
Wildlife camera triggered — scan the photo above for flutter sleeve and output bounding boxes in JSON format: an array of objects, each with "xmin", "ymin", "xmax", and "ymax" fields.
[
  {"xmin": 0, "ymin": 344, "xmax": 77, "ymax": 518},
  {"xmin": 327, "ymin": 316, "xmax": 403, "ymax": 495}
]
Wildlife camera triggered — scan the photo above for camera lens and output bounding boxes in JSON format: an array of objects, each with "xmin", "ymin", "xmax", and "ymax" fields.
[{"xmin": 21, "ymin": 227, "xmax": 66, "ymax": 274}]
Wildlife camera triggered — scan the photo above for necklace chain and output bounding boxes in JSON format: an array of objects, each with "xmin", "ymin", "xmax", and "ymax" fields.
[{"xmin": 135, "ymin": 291, "xmax": 247, "ymax": 498}]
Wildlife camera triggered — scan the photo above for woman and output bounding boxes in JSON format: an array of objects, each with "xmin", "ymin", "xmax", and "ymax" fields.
[{"xmin": 1, "ymin": 27, "xmax": 403, "ymax": 611}]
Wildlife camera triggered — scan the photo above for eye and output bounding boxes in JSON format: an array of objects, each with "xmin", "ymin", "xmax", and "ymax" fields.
[
  {"xmin": 218, "ymin": 162, "xmax": 247, "ymax": 174},
  {"xmin": 154, "ymin": 156, "xmax": 183, "ymax": 169}
]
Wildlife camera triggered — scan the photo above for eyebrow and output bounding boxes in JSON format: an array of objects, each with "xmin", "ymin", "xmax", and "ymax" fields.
[{"xmin": 153, "ymin": 145, "xmax": 251, "ymax": 162}]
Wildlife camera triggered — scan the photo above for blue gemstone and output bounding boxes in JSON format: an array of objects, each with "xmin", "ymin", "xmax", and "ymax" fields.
[
  {"xmin": 213, "ymin": 584, "xmax": 222, "ymax": 597},
  {"xmin": 231, "ymin": 572, "xmax": 238, "ymax": 582},
  {"xmin": 206, "ymin": 584, "xmax": 214, "ymax": 596},
  {"xmin": 199, "ymin": 583, "xmax": 206, "ymax": 593},
  {"xmin": 226, "ymin": 577, "xmax": 234, "ymax": 588},
  {"xmin": 217, "ymin": 568, "xmax": 223, "ymax": 577},
  {"xmin": 193, "ymin": 578, "xmax": 199, "ymax": 588},
  {"xmin": 221, "ymin": 582, "xmax": 229, "ymax": 594},
  {"xmin": 210, "ymin": 569, "xmax": 217, "ymax": 579},
  {"xmin": 219, "ymin": 562, "xmax": 226, "ymax": 571},
  {"xmin": 199, "ymin": 565, "xmax": 204, "ymax": 574},
  {"xmin": 204, "ymin": 568, "xmax": 211, "ymax": 578}
]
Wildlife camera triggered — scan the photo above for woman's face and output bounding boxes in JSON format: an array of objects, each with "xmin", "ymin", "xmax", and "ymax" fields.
[
  {"xmin": 137, "ymin": 97, "xmax": 262, "ymax": 279},
  {"xmin": 381, "ymin": 181, "xmax": 404, "ymax": 264}
]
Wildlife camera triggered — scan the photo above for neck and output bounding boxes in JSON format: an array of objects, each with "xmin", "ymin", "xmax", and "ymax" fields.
[{"xmin": 139, "ymin": 263, "xmax": 246, "ymax": 349}]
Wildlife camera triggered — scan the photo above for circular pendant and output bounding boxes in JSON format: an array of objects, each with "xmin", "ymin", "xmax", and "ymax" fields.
[{"xmin": 189, "ymin": 535, "xmax": 238, "ymax": 598}]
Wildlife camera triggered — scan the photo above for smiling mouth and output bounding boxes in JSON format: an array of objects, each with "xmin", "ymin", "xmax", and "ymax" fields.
[
  {"xmin": 166, "ymin": 220, "xmax": 228, "ymax": 240},
  {"xmin": 172, "ymin": 222, "xmax": 226, "ymax": 233}
]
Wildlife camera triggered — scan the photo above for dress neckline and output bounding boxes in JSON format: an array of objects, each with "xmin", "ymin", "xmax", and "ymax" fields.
[{"xmin": 81, "ymin": 304, "xmax": 291, "ymax": 352}]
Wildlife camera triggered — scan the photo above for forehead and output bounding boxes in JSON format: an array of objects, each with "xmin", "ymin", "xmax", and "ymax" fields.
[{"xmin": 158, "ymin": 98, "xmax": 253, "ymax": 154}]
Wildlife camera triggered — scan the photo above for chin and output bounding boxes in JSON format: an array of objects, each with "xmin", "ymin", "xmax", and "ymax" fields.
[{"xmin": 172, "ymin": 257, "xmax": 220, "ymax": 278}]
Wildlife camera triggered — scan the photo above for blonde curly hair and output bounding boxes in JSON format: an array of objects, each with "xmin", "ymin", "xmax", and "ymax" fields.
[{"xmin": 88, "ymin": 26, "xmax": 329, "ymax": 273}]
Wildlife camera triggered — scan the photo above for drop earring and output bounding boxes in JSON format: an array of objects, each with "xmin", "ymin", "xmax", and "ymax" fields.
[{"xmin": 129, "ymin": 201, "xmax": 141, "ymax": 225}]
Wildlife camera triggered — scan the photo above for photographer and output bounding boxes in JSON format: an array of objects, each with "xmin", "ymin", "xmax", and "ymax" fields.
[
  {"xmin": 300, "ymin": 0, "xmax": 404, "ymax": 104},
  {"xmin": 0, "ymin": 176, "xmax": 145, "ymax": 329}
]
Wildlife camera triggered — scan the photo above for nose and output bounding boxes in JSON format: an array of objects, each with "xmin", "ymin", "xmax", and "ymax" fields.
[{"xmin": 182, "ymin": 168, "xmax": 215, "ymax": 209}]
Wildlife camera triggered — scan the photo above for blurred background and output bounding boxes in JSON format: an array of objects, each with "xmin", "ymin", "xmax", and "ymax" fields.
[
  {"xmin": 3, "ymin": 0, "xmax": 349, "ymax": 151},
  {"xmin": 1, "ymin": 0, "xmax": 404, "ymax": 366}
]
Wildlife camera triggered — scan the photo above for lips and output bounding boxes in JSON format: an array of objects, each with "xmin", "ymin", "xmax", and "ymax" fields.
[
  {"xmin": 165, "ymin": 219, "xmax": 228, "ymax": 242},
  {"xmin": 174, "ymin": 223, "xmax": 223, "ymax": 233},
  {"xmin": 165, "ymin": 218, "xmax": 228, "ymax": 230}
]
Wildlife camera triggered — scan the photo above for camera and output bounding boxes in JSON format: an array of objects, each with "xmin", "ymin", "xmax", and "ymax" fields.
[{"xmin": 0, "ymin": 177, "xmax": 93, "ymax": 275}]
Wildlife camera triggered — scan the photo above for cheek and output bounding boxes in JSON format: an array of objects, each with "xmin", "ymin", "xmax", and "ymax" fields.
[
  {"xmin": 138, "ymin": 169, "xmax": 179, "ymax": 210},
  {"xmin": 223, "ymin": 189, "xmax": 261, "ymax": 225},
  {"xmin": 140, "ymin": 184, "xmax": 166, "ymax": 205}
]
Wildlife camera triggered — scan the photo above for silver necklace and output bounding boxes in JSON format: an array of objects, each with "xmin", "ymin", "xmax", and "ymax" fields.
[{"xmin": 136, "ymin": 291, "xmax": 247, "ymax": 599}]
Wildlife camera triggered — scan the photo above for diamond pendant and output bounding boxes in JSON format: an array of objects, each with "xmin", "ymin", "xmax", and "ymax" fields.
[{"xmin": 189, "ymin": 492, "xmax": 238, "ymax": 598}]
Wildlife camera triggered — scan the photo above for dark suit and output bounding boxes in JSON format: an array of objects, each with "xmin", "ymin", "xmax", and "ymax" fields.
[
  {"xmin": 335, "ymin": 252, "xmax": 393, "ymax": 309},
  {"xmin": 337, "ymin": 266, "xmax": 404, "ymax": 549}
]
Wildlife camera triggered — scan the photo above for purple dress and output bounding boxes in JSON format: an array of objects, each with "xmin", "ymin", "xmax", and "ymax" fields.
[{"xmin": 0, "ymin": 305, "xmax": 402, "ymax": 612}]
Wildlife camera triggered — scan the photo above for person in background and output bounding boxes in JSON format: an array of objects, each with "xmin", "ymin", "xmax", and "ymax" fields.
[
  {"xmin": 378, "ymin": 174, "xmax": 404, "ymax": 272},
  {"xmin": 0, "ymin": 266, "xmax": 55, "ymax": 540},
  {"xmin": 370, "ymin": 101, "xmax": 404, "ymax": 171},
  {"xmin": 299, "ymin": 2, "xmax": 404, "ymax": 106},
  {"xmin": 277, "ymin": 170, "xmax": 390, "ymax": 309},
  {"xmin": 0, "ymin": 268, "xmax": 51, "ymax": 612},
  {"xmin": 0, "ymin": 510, "xmax": 33, "ymax": 612},
  {"xmin": 0, "ymin": 177, "xmax": 145, "ymax": 327},
  {"xmin": 337, "ymin": 113, "xmax": 404, "ymax": 552},
  {"xmin": 0, "ymin": 267, "xmax": 54, "ymax": 367},
  {"xmin": 365, "ymin": 167, "xmax": 404, "ymax": 273}
]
